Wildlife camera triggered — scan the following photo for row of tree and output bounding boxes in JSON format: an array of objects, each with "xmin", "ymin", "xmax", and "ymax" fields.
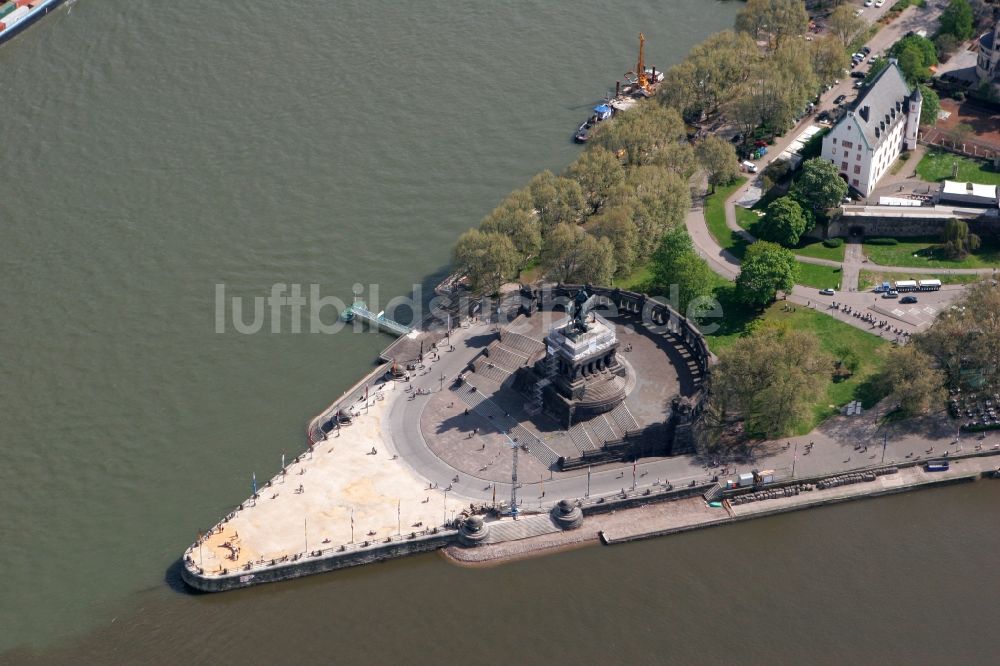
[
  {"xmin": 452, "ymin": 102, "xmax": 703, "ymax": 293},
  {"xmin": 659, "ymin": 0, "xmax": 850, "ymax": 138}
]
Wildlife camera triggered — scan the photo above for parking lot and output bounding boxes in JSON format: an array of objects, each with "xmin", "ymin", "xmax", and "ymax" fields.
[{"xmin": 795, "ymin": 283, "xmax": 966, "ymax": 337}]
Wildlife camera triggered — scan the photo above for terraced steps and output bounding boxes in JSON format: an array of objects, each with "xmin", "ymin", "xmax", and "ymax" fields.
[
  {"xmin": 453, "ymin": 383, "xmax": 560, "ymax": 467},
  {"xmin": 484, "ymin": 515, "xmax": 560, "ymax": 543}
]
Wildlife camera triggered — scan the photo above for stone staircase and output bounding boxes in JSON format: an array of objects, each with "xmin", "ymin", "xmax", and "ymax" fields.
[
  {"xmin": 609, "ymin": 402, "xmax": 639, "ymax": 434},
  {"xmin": 590, "ymin": 414, "xmax": 618, "ymax": 445},
  {"xmin": 568, "ymin": 422, "xmax": 596, "ymax": 453},
  {"xmin": 500, "ymin": 330, "xmax": 545, "ymax": 356},
  {"xmin": 454, "ymin": 383, "xmax": 560, "ymax": 467},
  {"xmin": 485, "ymin": 342, "xmax": 529, "ymax": 370},
  {"xmin": 472, "ymin": 358, "xmax": 512, "ymax": 384},
  {"xmin": 484, "ymin": 514, "xmax": 561, "ymax": 543}
]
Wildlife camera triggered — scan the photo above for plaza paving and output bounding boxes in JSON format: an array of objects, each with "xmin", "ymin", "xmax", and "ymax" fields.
[{"xmin": 189, "ymin": 312, "xmax": 1000, "ymax": 580}]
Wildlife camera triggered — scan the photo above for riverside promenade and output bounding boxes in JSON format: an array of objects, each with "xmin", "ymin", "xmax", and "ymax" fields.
[{"xmin": 183, "ymin": 296, "xmax": 1000, "ymax": 592}]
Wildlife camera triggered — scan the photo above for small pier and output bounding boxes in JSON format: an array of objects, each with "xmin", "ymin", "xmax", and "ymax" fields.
[{"xmin": 343, "ymin": 301, "xmax": 413, "ymax": 337}]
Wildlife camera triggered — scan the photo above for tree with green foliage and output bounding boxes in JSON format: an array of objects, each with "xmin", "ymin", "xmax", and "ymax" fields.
[
  {"xmin": 591, "ymin": 104, "xmax": 695, "ymax": 175},
  {"xmin": 478, "ymin": 205, "xmax": 542, "ymax": 267},
  {"xmin": 528, "ymin": 171, "xmax": 586, "ymax": 232},
  {"xmin": 759, "ymin": 196, "xmax": 809, "ymax": 247},
  {"xmin": 540, "ymin": 223, "xmax": 616, "ymax": 285},
  {"xmin": 864, "ymin": 56, "xmax": 889, "ymax": 85},
  {"xmin": 792, "ymin": 158, "xmax": 849, "ymax": 214},
  {"xmin": 452, "ymin": 229, "xmax": 520, "ymax": 295},
  {"xmin": 918, "ymin": 84, "xmax": 939, "ymax": 126},
  {"xmin": 939, "ymin": 0, "xmax": 974, "ymax": 41},
  {"xmin": 941, "ymin": 217, "xmax": 980, "ymax": 259},
  {"xmin": 696, "ymin": 135, "xmax": 740, "ymax": 194},
  {"xmin": 614, "ymin": 165, "xmax": 691, "ymax": 261},
  {"xmin": 736, "ymin": 241, "xmax": 799, "ymax": 308},
  {"xmin": 705, "ymin": 326, "xmax": 832, "ymax": 440},
  {"xmin": 917, "ymin": 281, "xmax": 1000, "ymax": 392},
  {"xmin": 735, "ymin": 0, "xmax": 809, "ymax": 50},
  {"xmin": 659, "ymin": 31, "xmax": 761, "ymax": 122},
  {"xmin": 875, "ymin": 345, "xmax": 946, "ymax": 415},
  {"xmin": 891, "ymin": 34, "xmax": 937, "ymax": 70},
  {"xmin": 650, "ymin": 227, "xmax": 716, "ymax": 315},
  {"xmin": 810, "ymin": 35, "xmax": 850, "ymax": 85},
  {"xmin": 828, "ymin": 3, "xmax": 867, "ymax": 48},
  {"xmin": 565, "ymin": 147, "xmax": 625, "ymax": 214},
  {"xmin": 896, "ymin": 43, "xmax": 931, "ymax": 83},
  {"xmin": 934, "ymin": 33, "xmax": 960, "ymax": 60},
  {"xmin": 589, "ymin": 206, "xmax": 639, "ymax": 276}
]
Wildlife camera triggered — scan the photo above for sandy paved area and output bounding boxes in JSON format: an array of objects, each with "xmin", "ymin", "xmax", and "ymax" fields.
[{"xmin": 191, "ymin": 386, "xmax": 469, "ymax": 575}]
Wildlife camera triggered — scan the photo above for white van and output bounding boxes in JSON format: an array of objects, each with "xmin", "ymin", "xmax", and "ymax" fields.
[{"xmin": 741, "ymin": 160, "xmax": 758, "ymax": 173}]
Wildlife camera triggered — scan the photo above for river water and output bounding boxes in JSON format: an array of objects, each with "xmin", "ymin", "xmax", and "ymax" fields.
[{"xmin": 0, "ymin": 1, "xmax": 996, "ymax": 662}]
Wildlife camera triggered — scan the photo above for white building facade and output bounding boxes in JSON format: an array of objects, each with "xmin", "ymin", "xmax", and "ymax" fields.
[{"xmin": 821, "ymin": 62, "xmax": 922, "ymax": 197}]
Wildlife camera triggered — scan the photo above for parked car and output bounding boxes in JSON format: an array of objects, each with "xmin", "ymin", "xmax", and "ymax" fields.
[
  {"xmin": 819, "ymin": 288, "xmax": 836, "ymax": 296},
  {"xmin": 834, "ymin": 94, "xmax": 847, "ymax": 105},
  {"xmin": 854, "ymin": 80, "xmax": 864, "ymax": 89},
  {"xmin": 850, "ymin": 70, "xmax": 866, "ymax": 79},
  {"xmin": 862, "ymin": 46, "xmax": 871, "ymax": 55},
  {"xmin": 900, "ymin": 295, "xmax": 918, "ymax": 304},
  {"xmin": 741, "ymin": 160, "xmax": 758, "ymax": 173},
  {"xmin": 865, "ymin": 0, "xmax": 874, "ymax": 7},
  {"xmin": 875, "ymin": 0, "xmax": 885, "ymax": 7},
  {"xmin": 883, "ymin": 290, "xmax": 899, "ymax": 299}
]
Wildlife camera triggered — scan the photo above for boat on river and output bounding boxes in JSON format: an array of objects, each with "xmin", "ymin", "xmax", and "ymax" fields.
[{"xmin": 0, "ymin": 0, "xmax": 64, "ymax": 46}]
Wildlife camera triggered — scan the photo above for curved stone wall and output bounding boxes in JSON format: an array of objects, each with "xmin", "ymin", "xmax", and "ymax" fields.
[{"xmin": 518, "ymin": 284, "xmax": 713, "ymax": 467}]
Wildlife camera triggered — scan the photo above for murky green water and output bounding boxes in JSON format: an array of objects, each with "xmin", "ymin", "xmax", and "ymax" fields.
[{"xmin": 1, "ymin": 1, "xmax": 996, "ymax": 662}]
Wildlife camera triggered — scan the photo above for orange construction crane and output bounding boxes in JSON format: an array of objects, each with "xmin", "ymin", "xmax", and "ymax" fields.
[
  {"xmin": 635, "ymin": 32, "xmax": 649, "ymax": 90},
  {"xmin": 624, "ymin": 33, "xmax": 652, "ymax": 94}
]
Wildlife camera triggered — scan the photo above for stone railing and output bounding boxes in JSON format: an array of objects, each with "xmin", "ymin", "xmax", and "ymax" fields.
[{"xmin": 519, "ymin": 284, "xmax": 713, "ymax": 466}]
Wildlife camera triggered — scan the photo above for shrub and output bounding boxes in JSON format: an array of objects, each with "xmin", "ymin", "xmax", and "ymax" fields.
[
  {"xmin": 867, "ymin": 238, "xmax": 899, "ymax": 245},
  {"xmin": 899, "ymin": 152, "xmax": 910, "ymax": 162},
  {"xmin": 952, "ymin": 91, "xmax": 965, "ymax": 102},
  {"xmin": 822, "ymin": 238, "xmax": 844, "ymax": 248}
]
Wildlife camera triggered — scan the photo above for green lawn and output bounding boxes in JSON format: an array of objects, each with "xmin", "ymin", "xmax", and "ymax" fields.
[
  {"xmin": 795, "ymin": 261, "xmax": 843, "ymax": 290},
  {"xmin": 704, "ymin": 178, "xmax": 750, "ymax": 260},
  {"xmin": 704, "ymin": 302, "xmax": 889, "ymax": 434},
  {"xmin": 915, "ymin": 151, "xmax": 1000, "ymax": 186},
  {"xmin": 863, "ymin": 236, "xmax": 1000, "ymax": 269},
  {"xmin": 792, "ymin": 238, "xmax": 846, "ymax": 262},
  {"xmin": 615, "ymin": 262, "xmax": 654, "ymax": 292},
  {"xmin": 734, "ymin": 205, "xmax": 762, "ymax": 231},
  {"xmin": 858, "ymin": 269, "xmax": 984, "ymax": 290},
  {"xmin": 736, "ymin": 204, "xmax": 846, "ymax": 263}
]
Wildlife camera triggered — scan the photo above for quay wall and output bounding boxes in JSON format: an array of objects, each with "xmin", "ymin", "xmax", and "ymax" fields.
[
  {"xmin": 183, "ymin": 530, "xmax": 458, "ymax": 593},
  {"xmin": 307, "ymin": 361, "xmax": 392, "ymax": 445},
  {"xmin": 601, "ymin": 463, "xmax": 998, "ymax": 546}
]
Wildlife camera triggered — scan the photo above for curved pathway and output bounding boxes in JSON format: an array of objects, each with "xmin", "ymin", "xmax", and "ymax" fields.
[{"xmin": 684, "ymin": 176, "xmax": 969, "ymax": 337}]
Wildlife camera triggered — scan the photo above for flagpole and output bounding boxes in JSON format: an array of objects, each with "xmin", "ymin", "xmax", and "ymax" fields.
[{"xmin": 586, "ymin": 466, "xmax": 591, "ymax": 498}]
